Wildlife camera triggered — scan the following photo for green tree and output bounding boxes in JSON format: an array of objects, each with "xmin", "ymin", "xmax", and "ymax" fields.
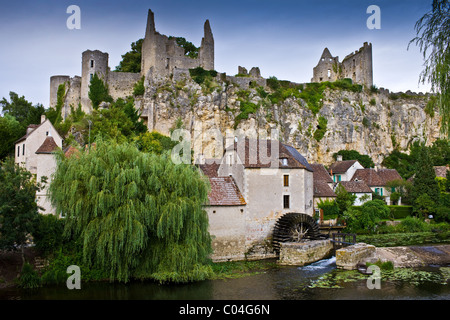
[
  {"xmin": 88, "ymin": 73, "xmax": 113, "ymax": 110},
  {"xmin": 410, "ymin": 143, "xmax": 440, "ymax": 206},
  {"xmin": 0, "ymin": 114, "xmax": 24, "ymax": 161},
  {"xmin": 134, "ymin": 131, "xmax": 177, "ymax": 154},
  {"xmin": 333, "ymin": 149, "xmax": 375, "ymax": 168},
  {"xmin": 409, "ymin": 0, "xmax": 450, "ymax": 137},
  {"xmin": 49, "ymin": 140, "xmax": 212, "ymax": 283},
  {"xmin": 168, "ymin": 36, "xmax": 199, "ymax": 58},
  {"xmin": 0, "ymin": 157, "xmax": 45, "ymax": 267},
  {"xmin": 335, "ymin": 184, "xmax": 357, "ymax": 215},
  {"xmin": 343, "ymin": 200, "xmax": 390, "ymax": 233},
  {"xmin": 115, "ymin": 39, "xmax": 143, "ymax": 73},
  {"xmin": 0, "ymin": 92, "xmax": 45, "ymax": 125}
]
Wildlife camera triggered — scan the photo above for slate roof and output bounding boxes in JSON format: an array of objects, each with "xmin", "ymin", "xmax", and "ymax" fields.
[
  {"xmin": 227, "ymin": 138, "xmax": 313, "ymax": 171},
  {"xmin": 351, "ymin": 168, "xmax": 384, "ymax": 186},
  {"xmin": 35, "ymin": 136, "xmax": 59, "ymax": 154},
  {"xmin": 328, "ymin": 160, "xmax": 358, "ymax": 174},
  {"xmin": 339, "ymin": 181, "xmax": 373, "ymax": 193}
]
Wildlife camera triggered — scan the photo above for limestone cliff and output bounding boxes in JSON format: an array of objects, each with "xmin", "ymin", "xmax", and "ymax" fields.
[{"xmin": 138, "ymin": 71, "xmax": 442, "ymax": 166}]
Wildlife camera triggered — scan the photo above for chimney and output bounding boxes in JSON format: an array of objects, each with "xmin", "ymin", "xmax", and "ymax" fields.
[
  {"xmin": 41, "ymin": 115, "xmax": 46, "ymax": 123},
  {"xmin": 337, "ymin": 155, "xmax": 343, "ymax": 162}
]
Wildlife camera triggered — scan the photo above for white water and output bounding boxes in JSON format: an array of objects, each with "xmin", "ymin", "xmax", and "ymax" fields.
[{"xmin": 298, "ymin": 256, "xmax": 336, "ymax": 271}]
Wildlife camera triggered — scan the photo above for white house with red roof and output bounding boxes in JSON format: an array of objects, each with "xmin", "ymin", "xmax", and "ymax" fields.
[{"xmin": 14, "ymin": 115, "xmax": 62, "ymax": 215}]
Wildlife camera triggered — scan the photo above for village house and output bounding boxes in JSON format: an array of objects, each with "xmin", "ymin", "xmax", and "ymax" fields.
[
  {"xmin": 199, "ymin": 138, "xmax": 314, "ymax": 261},
  {"xmin": 337, "ymin": 180, "xmax": 373, "ymax": 206},
  {"xmin": 328, "ymin": 156, "xmax": 364, "ymax": 182},
  {"xmin": 14, "ymin": 116, "xmax": 62, "ymax": 215},
  {"xmin": 310, "ymin": 163, "xmax": 336, "ymax": 211}
]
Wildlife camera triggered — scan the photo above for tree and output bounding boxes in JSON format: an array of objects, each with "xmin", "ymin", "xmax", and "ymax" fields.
[
  {"xmin": 0, "ymin": 114, "xmax": 23, "ymax": 161},
  {"xmin": 410, "ymin": 143, "xmax": 440, "ymax": 206},
  {"xmin": 0, "ymin": 157, "xmax": 45, "ymax": 267},
  {"xmin": 115, "ymin": 39, "xmax": 143, "ymax": 73},
  {"xmin": 49, "ymin": 140, "xmax": 213, "ymax": 283},
  {"xmin": 409, "ymin": 0, "xmax": 450, "ymax": 137},
  {"xmin": 134, "ymin": 131, "xmax": 177, "ymax": 154},
  {"xmin": 343, "ymin": 200, "xmax": 390, "ymax": 233},
  {"xmin": 88, "ymin": 73, "xmax": 113, "ymax": 110},
  {"xmin": 335, "ymin": 184, "xmax": 357, "ymax": 215},
  {"xmin": 333, "ymin": 149, "xmax": 375, "ymax": 168},
  {"xmin": 0, "ymin": 92, "xmax": 45, "ymax": 125}
]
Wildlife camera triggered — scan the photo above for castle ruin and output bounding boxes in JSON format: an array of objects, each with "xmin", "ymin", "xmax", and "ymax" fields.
[{"xmin": 311, "ymin": 42, "xmax": 373, "ymax": 88}]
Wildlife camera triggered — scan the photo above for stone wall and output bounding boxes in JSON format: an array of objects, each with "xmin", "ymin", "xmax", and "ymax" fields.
[
  {"xmin": 107, "ymin": 71, "xmax": 141, "ymax": 101},
  {"xmin": 278, "ymin": 240, "xmax": 333, "ymax": 266}
]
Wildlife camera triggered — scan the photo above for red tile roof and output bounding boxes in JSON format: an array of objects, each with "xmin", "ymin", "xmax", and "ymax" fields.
[
  {"xmin": 434, "ymin": 166, "xmax": 449, "ymax": 178},
  {"xmin": 376, "ymin": 169, "xmax": 403, "ymax": 184},
  {"xmin": 310, "ymin": 163, "xmax": 333, "ymax": 183},
  {"xmin": 35, "ymin": 136, "xmax": 59, "ymax": 154},
  {"xmin": 314, "ymin": 180, "xmax": 337, "ymax": 197},
  {"xmin": 351, "ymin": 168, "xmax": 384, "ymax": 186},
  {"xmin": 207, "ymin": 177, "xmax": 246, "ymax": 206}
]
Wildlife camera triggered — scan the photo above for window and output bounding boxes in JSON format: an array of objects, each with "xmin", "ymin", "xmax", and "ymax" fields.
[
  {"xmin": 283, "ymin": 175, "xmax": 289, "ymax": 187},
  {"xmin": 90, "ymin": 73, "xmax": 94, "ymax": 80},
  {"xmin": 283, "ymin": 195, "xmax": 290, "ymax": 209},
  {"xmin": 337, "ymin": 175, "xmax": 341, "ymax": 182},
  {"xmin": 90, "ymin": 60, "xmax": 94, "ymax": 68},
  {"xmin": 17, "ymin": 145, "xmax": 20, "ymax": 157},
  {"xmin": 327, "ymin": 69, "xmax": 331, "ymax": 78},
  {"xmin": 281, "ymin": 158, "xmax": 288, "ymax": 166},
  {"xmin": 46, "ymin": 131, "xmax": 49, "ymax": 136},
  {"xmin": 22, "ymin": 143, "xmax": 25, "ymax": 156}
]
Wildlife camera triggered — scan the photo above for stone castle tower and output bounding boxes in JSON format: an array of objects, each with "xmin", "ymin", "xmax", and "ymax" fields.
[
  {"xmin": 141, "ymin": 9, "xmax": 214, "ymax": 78},
  {"xmin": 312, "ymin": 42, "xmax": 373, "ymax": 88}
]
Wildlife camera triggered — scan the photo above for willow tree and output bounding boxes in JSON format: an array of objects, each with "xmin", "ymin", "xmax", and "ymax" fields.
[
  {"xmin": 409, "ymin": 0, "xmax": 450, "ymax": 137},
  {"xmin": 49, "ymin": 140, "xmax": 212, "ymax": 283}
]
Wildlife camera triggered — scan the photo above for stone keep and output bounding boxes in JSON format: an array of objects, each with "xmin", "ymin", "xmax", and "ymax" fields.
[{"xmin": 312, "ymin": 42, "xmax": 373, "ymax": 88}]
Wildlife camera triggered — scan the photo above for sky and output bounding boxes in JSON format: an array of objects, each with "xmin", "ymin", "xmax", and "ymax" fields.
[{"xmin": 0, "ymin": 0, "xmax": 434, "ymax": 109}]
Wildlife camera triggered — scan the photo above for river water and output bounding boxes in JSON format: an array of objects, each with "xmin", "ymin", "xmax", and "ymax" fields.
[{"xmin": 1, "ymin": 257, "xmax": 449, "ymax": 300}]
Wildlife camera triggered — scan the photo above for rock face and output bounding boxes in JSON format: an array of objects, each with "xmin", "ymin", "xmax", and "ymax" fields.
[
  {"xmin": 139, "ymin": 73, "xmax": 442, "ymax": 166},
  {"xmin": 335, "ymin": 243, "xmax": 377, "ymax": 270}
]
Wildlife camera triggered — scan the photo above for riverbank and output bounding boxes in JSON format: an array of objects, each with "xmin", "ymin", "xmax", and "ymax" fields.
[{"xmin": 0, "ymin": 248, "xmax": 39, "ymax": 289}]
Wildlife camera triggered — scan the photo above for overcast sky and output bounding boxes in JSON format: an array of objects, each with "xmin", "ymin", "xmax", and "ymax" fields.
[{"xmin": 0, "ymin": 0, "xmax": 433, "ymax": 108}]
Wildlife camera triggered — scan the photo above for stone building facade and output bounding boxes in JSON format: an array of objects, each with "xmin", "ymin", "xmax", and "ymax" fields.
[
  {"xmin": 199, "ymin": 138, "xmax": 314, "ymax": 261},
  {"xmin": 312, "ymin": 42, "xmax": 373, "ymax": 88}
]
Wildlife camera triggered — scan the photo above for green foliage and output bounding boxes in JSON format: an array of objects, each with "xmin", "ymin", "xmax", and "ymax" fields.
[
  {"xmin": 343, "ymin": 200, "xmax": 391, "ymax": 233},
  {"xmin": 234, "ymin": 101, "xmax": 259, "ymax": 129},
  {"xmin": 0, "ymin": 157, "xmax": 44, "ymax": 252},
  {"xmin": 115, "ymin": 38, "xmax": 143, "ymax": 73},
  {"xmin": 333, "ymin": 149, "xmax": 375, "ymax": 168},
  {"xmin": 32, "ymin": 214, "xmax": 65, "ymax": 257},
  {"xmin": 168, "ymin": 36, "xmax": 199, "ymax": 58},
  {"xmin": 0, "ymin": 114, "xmax": 23, "ymax": 161},
  {"xmin": 134, "ymin": 131, "xmax": 177, "ymax": 154},
  {"xmin": 369, "ymin": 98, "xmax": 376, "ymax": 106},
  {"xmin": 0, "ymin": 91, "xmax": 45, "ymax": 125},
  {"xmin": 313, "ymin": 116, "xmax": 328, "ymax": 142},
  {"xmin": 133, "ymin": 76, "xmax": 145, "ymax": 96},
  {"xmin": 425, "ymin": 95, "xmax": 437, "ymax": 117},
  {"xmin": 414, "ymin": 193, "xmax": 437, "ymax": 217},
  {"xmin": 401, "ymin": 216, "xmax": 431, "ymax": 233},
  {"xmin": 189, "ymin": 67, "xmax": 218, "ymax": 85},
  {"xmin": 17, "ymin": 263, "xmax": 41, "ymax": 289},
  {"xmin": 49, "ymin": 140, "xmax": 212, "ymax": 283},
  {"xmin": 88, "ymin": 73, "xmax": 113, "ymax": 110},
  {"xmin": 335, "ymin": 184, "xmax": 357, "ymax": 215},
  {"xmin": 409, "ymin": 0, "xmax": 450, "ymax": 137},
  {"xmin": 388, "ymin": 205, "xmax": 413, "ymax": 219},
  {"xmin": 46, "ymin": 83, "xmax": 65, "ymax": 125},
  {"xmin": 87, "ymin": 97, "xmax": 146, "ymax": 143},
  {"xmin": 317, "ymin": 199, "xmax": 339, "ymax": 219}
]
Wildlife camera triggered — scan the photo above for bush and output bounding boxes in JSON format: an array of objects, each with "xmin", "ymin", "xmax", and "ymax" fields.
[
  {"xmin": 189, "ymin": 67, "xmax": 218, "ymax": 85},
  {"xmin": 32, "ymin": 214, "xmax": 64, "ymax": 257},
  {"xmin": 17, "ymin": 263, "xmax": 41, "ymax": 289},
  {"xmin": 388, "ymin": 205, "xmax": 413, "ymax": 219},
  {"xmin": 400, "ymin": 216, "xmax": 430, "ymax": 233},
  {"xmin": 343, "ymin": 200, "xmax": 390, "ymax": 233},
  {"xmin": 133, "ymin": 76, "xmax": 145, "ymax": 96},
  {"xmin": 435, "ymin": 206, "xmax": 450, "ymax": 223},
  {"xmin": 313, "ymin": 116, "xmax": 328, "ymax": 142}
]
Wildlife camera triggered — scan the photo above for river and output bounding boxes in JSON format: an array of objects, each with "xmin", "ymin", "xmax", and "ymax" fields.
[{"xmin": 1, "ymin": 257, "xmax": 449, "ymax": 300}]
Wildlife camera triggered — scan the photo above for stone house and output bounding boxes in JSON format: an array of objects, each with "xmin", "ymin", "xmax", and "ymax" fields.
[
  {"xmin": 328, "ymin": 157, "xmax": 364, "ymax": 183},
  {"xmin": 14, "ymin": 116, "xmax": 62, "ymax": 215},
  {"xmin": 199, "ymin": 138, "xmax": 314, "ymax": 261},
  {"xmin": 351, "ymin": 168, "xmax": 402, "ymax": 204},
  {"xmin": 337, "ymin": 181, "xmax": 373, "ymax": 206},
  {"xmin": 310, "ymin": 163, "xmax": 336, "ymax": 211}
]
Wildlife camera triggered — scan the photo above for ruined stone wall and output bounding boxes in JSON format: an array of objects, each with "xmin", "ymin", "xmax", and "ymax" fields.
[
  {"xmin": 341, "ymin": 42, "xmax": 373, "ymax": 88},
  {"xmin": 311, "ymin": 48, "xmax": 340, "ymax": 83},
  {"xmin": 81, "ymin": 50, "xmax": 109, "ymax": 113},
  {"xmin": 107, "ymin": 71, "xmax": 141, "ymax": 101},
  {"xmin": 50, "ymin": 75, "xmax": 70, "ymax": 108}
]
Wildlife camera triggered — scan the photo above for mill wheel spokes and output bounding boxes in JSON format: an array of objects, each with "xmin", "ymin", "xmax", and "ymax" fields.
[{"xmin": 290, "ymin": 223, "xmax": 310, "ymax": 242}]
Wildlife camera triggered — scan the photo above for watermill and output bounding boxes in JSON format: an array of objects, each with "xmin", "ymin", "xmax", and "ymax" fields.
[{"xmin": 272, "ymin": 212, "xmax": 325, "ymax": 255}]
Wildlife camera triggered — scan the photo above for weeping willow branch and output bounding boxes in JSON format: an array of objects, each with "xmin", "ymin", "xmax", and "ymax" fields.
[
  {"xmin": 49, "ymin": 140, "xmax": 212, "ymax": 283},
  {"xmin": 409, "ymin": 0, "xmax": 450, "ymax": 137}
]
